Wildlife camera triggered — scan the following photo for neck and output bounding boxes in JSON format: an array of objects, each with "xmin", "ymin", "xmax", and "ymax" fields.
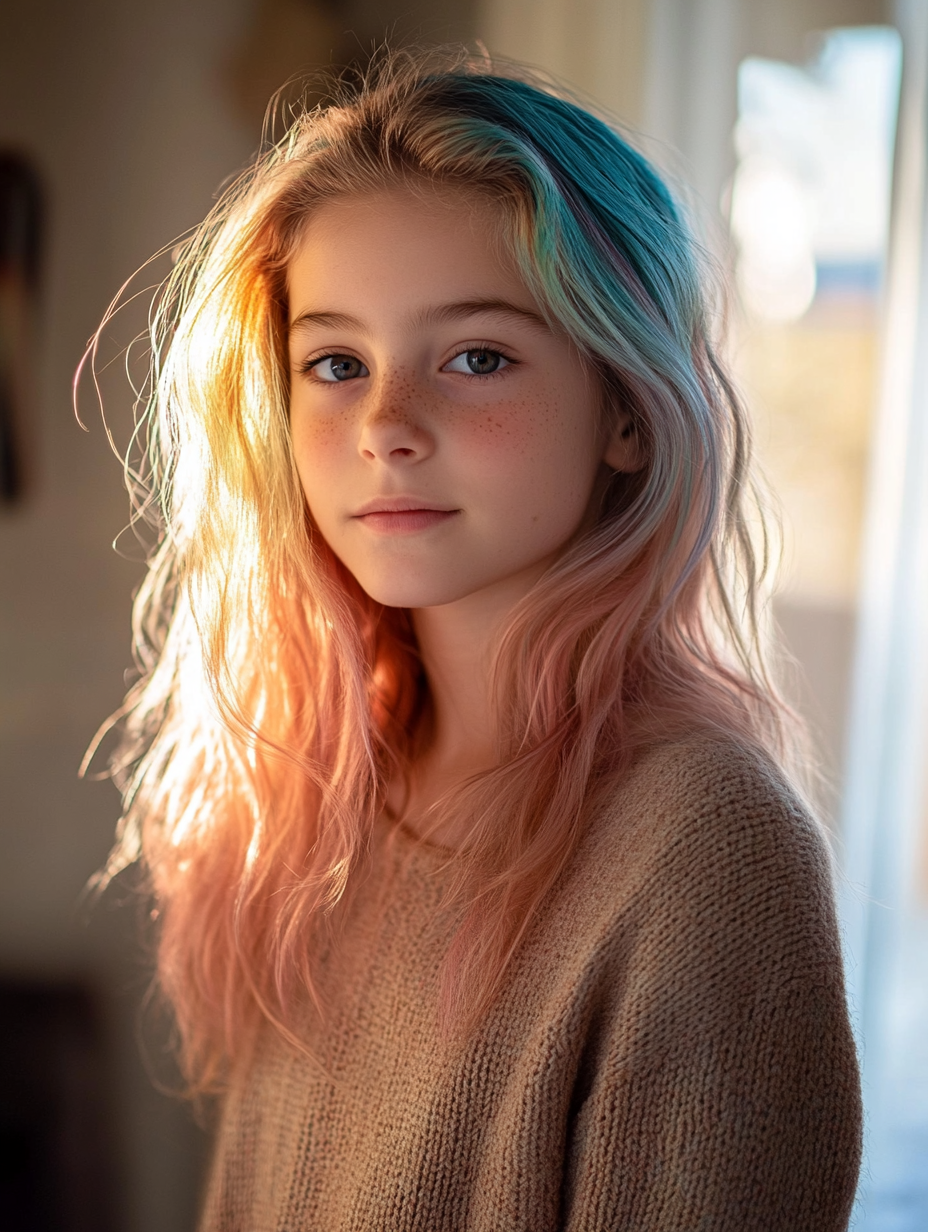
[
  {"xmin": 398, "ymin": 567, "xmax": 543, "ymax": 843},
  {"xmin": 413, "ymin": 600, "xmax": 498, "ymax": 784}
]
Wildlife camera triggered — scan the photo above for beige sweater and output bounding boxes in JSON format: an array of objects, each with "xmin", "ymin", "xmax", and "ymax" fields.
[{"xmin": 200, "ymin": 738, "xmax": 862, "ymax": 1231}]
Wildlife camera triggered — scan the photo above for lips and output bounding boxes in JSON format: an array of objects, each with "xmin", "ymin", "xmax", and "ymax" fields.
[{"xmin": 352, "ymin": 496, "xmax": 459, "ymax": 534}]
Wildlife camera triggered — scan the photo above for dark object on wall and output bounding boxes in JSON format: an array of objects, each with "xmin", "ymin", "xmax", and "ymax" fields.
[
  {"xmin": 0, "ymin": 153, "xmax": 44, "ymax": 506},
  {"xmin": 0, "ymin": 978, "xmax": 122, "ymax": 1232}
]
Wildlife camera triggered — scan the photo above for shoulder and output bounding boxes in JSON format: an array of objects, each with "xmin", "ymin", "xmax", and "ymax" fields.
[
  {"xmin": 568, "ymin": 736, "xmax": 841, "ymax": 967},
  {"xmin": 603, "ymin": 733, "xmax": 813, "ymax": 830},
  {"xmin": 558, "ymin": 736, "xmax": 855, "ymax": 1093},
  {"xmin": 556, "ymin": 738, "xmax": 861, "ymax": 1231},
  {"xmin": 588, "ymin": 734, "xmax": 829, "ymax": 885}
]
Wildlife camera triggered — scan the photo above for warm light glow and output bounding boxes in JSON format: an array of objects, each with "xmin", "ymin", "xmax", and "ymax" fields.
[
  {"xmin": 730, "ymin": 29, "xmax": 901, "ymax": 327},
  {"xmin": 730, "ymin": 156, "xmax": 817, "ymax": 322}
]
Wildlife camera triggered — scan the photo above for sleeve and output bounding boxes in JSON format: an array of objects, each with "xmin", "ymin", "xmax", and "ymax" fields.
[{"xmin": 562, "ymin": 748, "xmax": 863, "ymax": 1232}]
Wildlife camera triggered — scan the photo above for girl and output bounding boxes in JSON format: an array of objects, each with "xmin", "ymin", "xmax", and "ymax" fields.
[{"xmin": 92, "ymin": 49, "xmax": 862, "ymax": 1231}]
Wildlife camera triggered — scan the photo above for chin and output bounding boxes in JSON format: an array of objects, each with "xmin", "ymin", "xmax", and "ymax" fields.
[
  {"xmin": 349, "ymin": 567, "xmax": 477, "ymax": 611},
  {"xmin": 359, "ymin": 583, "xmax": 458, "ymax": 610}
]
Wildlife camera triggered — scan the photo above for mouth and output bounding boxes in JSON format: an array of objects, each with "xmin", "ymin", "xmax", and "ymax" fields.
[{"xmin": 352, "ymin": 496, "xmax": 460, "ymax": 534}]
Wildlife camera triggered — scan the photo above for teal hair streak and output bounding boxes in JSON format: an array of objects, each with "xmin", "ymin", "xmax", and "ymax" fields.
[{"xmin": 411, "ymin": 72, "xmax": 726, "ymax": 589}]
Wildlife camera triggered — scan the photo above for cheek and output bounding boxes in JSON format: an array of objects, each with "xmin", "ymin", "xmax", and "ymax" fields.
[
  {"xmin": 291, "ymin": 409, "xmax": 342, "ymax": 459},
  {"xmin": 462, "ymin": 394, "xmax": 597, "ymax": 512},
  {"xmin": 289, "ymin": 412, "xmax": 345, "ymax": 503},
  {"xmin": 458, "ymin": 395, "xmax": 550, "ymax": 470}
]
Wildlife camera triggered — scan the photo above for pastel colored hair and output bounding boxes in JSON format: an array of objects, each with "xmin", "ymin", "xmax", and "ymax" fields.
[{"xmin": 88, "ymin": 49, "xmax": 797, "ymax": 1092}]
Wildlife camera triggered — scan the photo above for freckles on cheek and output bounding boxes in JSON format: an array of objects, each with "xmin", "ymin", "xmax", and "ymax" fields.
[
  {"xmin": 475, "ymin": 397, "xmax": 567, "ymax": 495},
  {"xmin": 466, "ymin": 398, "xmax": 572, "ymax": 533},
  {"xmin": 288, "ymin": 418, "xmax": 340, "ymax": 514},
  {"xmin": 296, "ymin": 411, "xmax": 338, "ymax": 447},
  {"xmin": 466, "ymin": 398, "xmax": 541, "ymax": 467},
  {"xmin": 478, "ymin": 393, "xmax": 593, "ymax": 533},
  {"xmin": 291, "ymin": 413, "xmax": 343, "ymax": 473}
]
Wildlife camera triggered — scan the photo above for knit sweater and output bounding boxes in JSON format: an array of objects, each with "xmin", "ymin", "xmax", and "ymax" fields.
[{"xmin": 199, "ymin": 738, "xmax": 862, "ymax": 1231}]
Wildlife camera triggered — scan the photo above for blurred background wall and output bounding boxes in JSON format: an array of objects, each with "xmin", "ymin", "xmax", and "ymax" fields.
[{"xmin": 1, "ymin": 0, "xmax": 917, "ymax": 1229}]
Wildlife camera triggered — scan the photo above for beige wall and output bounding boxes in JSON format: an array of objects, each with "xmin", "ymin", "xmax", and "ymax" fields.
[
  {"xmin": 476, "ymin": 0, "xmax": 649, "ymax": 129},
  {"xmin": 0, "ymin": 1, "xmax": 299, "ymax": 1227}
]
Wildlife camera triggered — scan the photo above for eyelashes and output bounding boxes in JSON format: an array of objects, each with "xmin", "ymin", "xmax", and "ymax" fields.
[
  {"xmin": 304, "ymin": 354, "xmax": 369, "ymax": 383},
  {"xmin": 295, "ymin": 343, "xmax": 518, "ymax": 383},
  {"xmin": 443, "ymin": 348, "xmax": 512, "ymax": 376}
]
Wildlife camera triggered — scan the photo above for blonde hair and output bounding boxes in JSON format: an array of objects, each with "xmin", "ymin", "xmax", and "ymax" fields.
[{"xmin": 88, "ymin": 50, "xmax": 796, "ymax": 1092}]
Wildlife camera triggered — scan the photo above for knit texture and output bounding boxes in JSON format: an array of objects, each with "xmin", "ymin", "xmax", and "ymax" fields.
[{"xmin": 199, "ymin": 738, "xmax": 862, "ymax": 1231}]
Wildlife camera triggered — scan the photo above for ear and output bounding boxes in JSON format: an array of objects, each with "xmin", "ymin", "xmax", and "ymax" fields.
[{"xmin": 603, "ymin": 412, "xmax": 646, "ymax": 473}]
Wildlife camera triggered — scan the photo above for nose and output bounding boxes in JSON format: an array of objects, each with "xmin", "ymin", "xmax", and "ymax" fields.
[{"xmin": 357, "ymin": 373, "xmax": 435, "ymax": 464}]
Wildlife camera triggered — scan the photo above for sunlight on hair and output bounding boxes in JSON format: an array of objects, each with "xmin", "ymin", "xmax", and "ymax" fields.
[{"xmin": 83, "ymin": 48, "xmax": 802, "ymax": 1092}]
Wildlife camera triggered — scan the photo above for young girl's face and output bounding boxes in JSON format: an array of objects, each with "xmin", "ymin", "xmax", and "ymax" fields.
[{"xmin": 286, "ymin": 184, "xmax": 611, "ymax": 613}]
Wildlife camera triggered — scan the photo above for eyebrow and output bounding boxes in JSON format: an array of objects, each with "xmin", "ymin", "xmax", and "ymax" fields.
[{"xmin": 288, "ymin": 298, "xmax": 551, "ymax": 337}]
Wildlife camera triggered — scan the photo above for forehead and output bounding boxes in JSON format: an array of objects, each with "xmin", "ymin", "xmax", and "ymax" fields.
[
  {"xmin": 285, "ymin": 184, "xmax": 529, "ymax": 321},
  {"xmin": 291, "ymin": 178, "xmax": 512, "ymax": 246}
]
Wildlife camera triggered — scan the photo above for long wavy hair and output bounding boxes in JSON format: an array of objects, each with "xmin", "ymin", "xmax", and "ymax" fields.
[{"xmin": 87, "ymin": 49, "xmax": 796, "ymax": 1092}]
